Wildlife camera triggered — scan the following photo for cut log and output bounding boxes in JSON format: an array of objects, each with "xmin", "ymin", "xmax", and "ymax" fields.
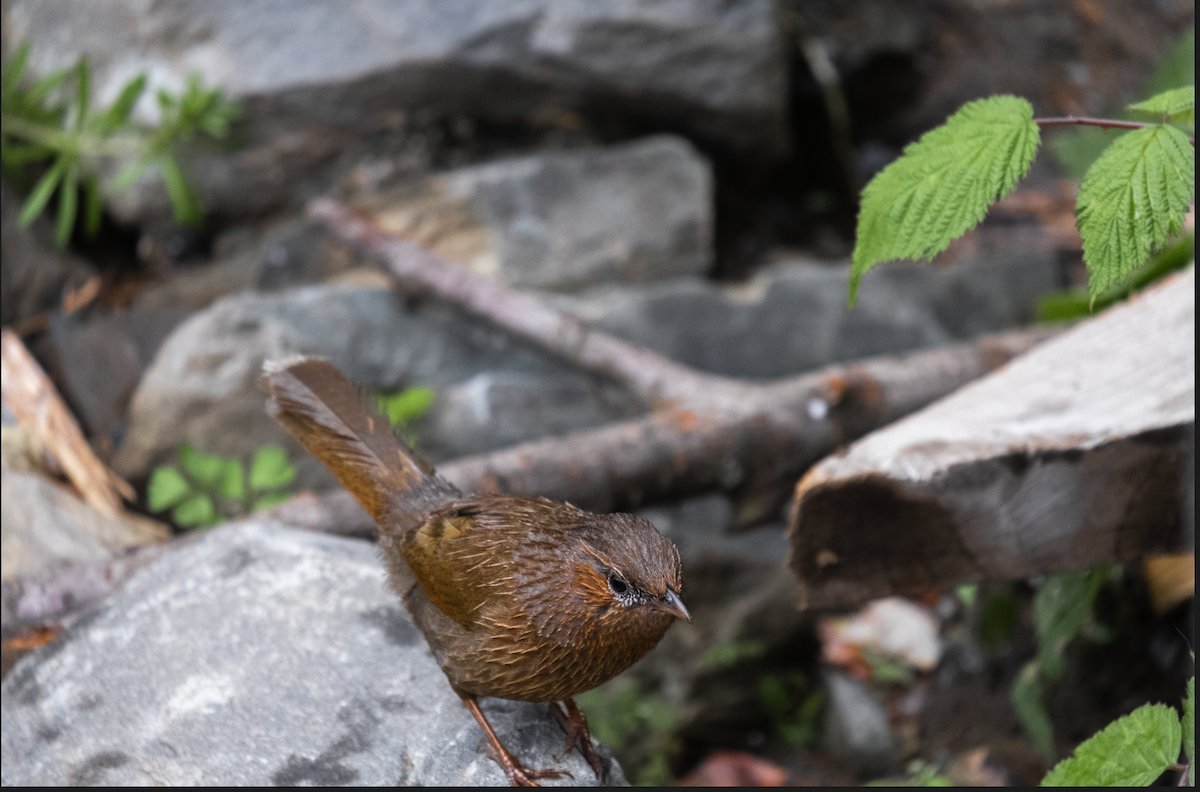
[{"xmin": 788, "ymin": 267, "xmax": 1195, "ymax": 609}]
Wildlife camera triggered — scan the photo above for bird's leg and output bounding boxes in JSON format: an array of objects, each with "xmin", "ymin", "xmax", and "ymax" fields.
[
  {"xmin": 462, "ymin": 695, "xmax": 567, "ymax": 787},
  {"xmin": 550, "ymin": 698, "xmax": 604, "ymax": 780}
]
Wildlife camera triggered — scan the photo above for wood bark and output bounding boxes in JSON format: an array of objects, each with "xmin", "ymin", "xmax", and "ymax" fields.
[
  {"xmin": 789, "ymin": 268, "xmax": 1195, "ymax": 609},
  {"xmin": 1, "ymin": 328, "xmax": 134, "ymax": 516}
]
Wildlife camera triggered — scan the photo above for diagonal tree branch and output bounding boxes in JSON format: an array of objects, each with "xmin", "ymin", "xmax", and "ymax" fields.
[{"xmin": 304, "ymin": 199, "xmax": 1056, "ymax": 522}]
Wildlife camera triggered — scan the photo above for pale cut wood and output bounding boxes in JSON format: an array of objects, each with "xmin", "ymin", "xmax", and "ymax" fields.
[
  {"xmin": 789, "ymin": 267, "xmax": 1195, "ymax": 609},
  {"xmin": 1, "ymin": 328, "xmax": 134, "ymax": 517}
]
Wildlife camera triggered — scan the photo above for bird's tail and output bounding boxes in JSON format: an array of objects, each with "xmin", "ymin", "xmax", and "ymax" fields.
[{"xmin": 263, "ymin": 358, "xmax": 459, "ymax": 534}]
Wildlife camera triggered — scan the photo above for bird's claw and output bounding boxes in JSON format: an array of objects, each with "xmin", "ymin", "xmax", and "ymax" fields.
[
  {"xmin": 483, "ymin": 738, "xmax": 570, "ymax": 787},
  {"xmin": 550, "ymin": 700, "xmax": 605, "ymax": 780}
]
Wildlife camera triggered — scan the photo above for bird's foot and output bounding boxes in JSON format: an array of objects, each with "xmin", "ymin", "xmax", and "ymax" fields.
[
  {"xmin": 550, "ymin": 699, "xmax": 605, "ymax": 781},
  {"xmin": 482, "ymin": 739, "xmax": 568, "ymax": 787}
]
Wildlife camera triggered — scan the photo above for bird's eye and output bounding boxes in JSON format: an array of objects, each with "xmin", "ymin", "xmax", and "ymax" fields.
[{"xmin": 607, "ymin": 573, "xmax": 628, "ymax": 594}]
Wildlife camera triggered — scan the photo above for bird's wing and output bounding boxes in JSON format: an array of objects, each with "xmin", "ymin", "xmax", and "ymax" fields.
[{"xmin": 400, "ymin": 499, "xmax": 513, "ymax": 630}]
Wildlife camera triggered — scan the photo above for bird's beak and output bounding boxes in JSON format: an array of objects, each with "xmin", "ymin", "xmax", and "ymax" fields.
[{"xmin": 655, "ymin": 589, "xmax": 692, "ymax": 623}]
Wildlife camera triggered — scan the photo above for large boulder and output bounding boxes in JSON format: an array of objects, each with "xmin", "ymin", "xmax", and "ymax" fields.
[
  {"xmin": 5, "ymin": 0, "xmax": 785, "ymax": 225},
  {"xmin": 365, "ymin": 135, "xmax": 713, "ymax": 291},
  {"xmin": 112, "ymin": 283, "xmax": 639, "ymax": 487},
  {"xmin": 0, "ymin": 519, "xmax": 622, "ymax": 785}
]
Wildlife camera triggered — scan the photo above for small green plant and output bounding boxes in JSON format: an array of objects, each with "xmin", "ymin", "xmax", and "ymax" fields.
[
  {"xmin": 700, "ymin": 639, "xmax": 767, "ymax": 671},
  {"xmin": 147, "ymin": 443, "xmax": 296, "ymax": 530},
  {"xmin": 374, "ymin": 385, "xmax": 436, "ymax": 442},
  {"xmin": 849, "ymin": 86, "xmax": 1194, "ymax": 307},
  {"xmin": 1, "ymin": 41, "xmax": 240, "ymax": 246},
  {"xmin": 575, "ymin": 681, "xmax": 681, "ymax": 785},
  {"xmin": 1041, "ymin": 672, "xmax": 1194, "ymax": 786},
  {"xmin": 758, "ymin": 671, "xmax": 825, "ymax": 747},
  {"xmin": 869, "ymin": 758, "xmax": 954, "ymax": 787},
  {"xmin": 1008, "ymin": 565, "xmax": 1118, "ymax": 760}
]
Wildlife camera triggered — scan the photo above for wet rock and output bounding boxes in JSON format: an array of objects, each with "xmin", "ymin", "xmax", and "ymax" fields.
[
  {"xmin": 0, "ymin": 520, "xmax": 622, "ymax": 785},
  {"xmin": 823, "ymin": 671, "xmax": 893, "ymax": 778},
  {"xmin": 549, "ymin": 247, "xmax": 1059, "ymax": 378},
  {"xmin": 0, "ymin": 469, "xmax": 168, "ymax": 581},
  {"xmin": 0, "ymin": 180, "xmax": 97, "ymax": 329},
  {"xmin": 8, "ymin": 0, "xmax": 785, "ymax": 225},
  {"xmin": 113, "ymin": 283, "xmax": 636, "ymax": 488},
  {"xmin": 367, "ymin": 135, "xmax": 713, "ymax": 291}
]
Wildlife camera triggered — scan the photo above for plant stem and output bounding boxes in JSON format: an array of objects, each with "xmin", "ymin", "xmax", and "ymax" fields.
[{"xmin": 1034, "ymin": 116, "xmax": 1155, "ymax": 131}]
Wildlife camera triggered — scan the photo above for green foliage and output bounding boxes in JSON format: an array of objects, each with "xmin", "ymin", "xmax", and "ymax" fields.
[
  {"xmin": 955, "ymin": 583, "xmax": 978, "ymax": 608},
  {"xmin": 758, "ymin": 671, "xmax": 824, "ymax": 747},
  {"xmin": 374, "ymin": 386, "xmax": 436, "ymax": 431},
  {"xmin": 147, "ymin": 443, "xmax": 296, "ymax": 530},
  {"xmin": 1129, "ymin": 85, "xmax": 1196, "ymax": 122},
  {"xmin": 700, "ymin": 639, "xmax": 766, "ymax": 670},
  {"xmin": 1041, "ymin": 701, "xmax": 1184, "ymax": 786},
  {"xmin": 1, "ymin": 41, "xmax": 240, "ymax": 245},
  {"xmin": 850, "ymin": 31, "xmax": 1195, "ymax": 307},
  {"xmin": 978, "ymin": 593, "xmax": 1020, "ymax": 648},
  {"xmin": 575, "ymin": 681, "xmax": 681, "ymax": 785},
  {"xmin": 1037, "ymin": 232, "xmax": 1193, "ymax": 322},
  {"xmin": 1005, "ymin": 566, "xmax": 1117, "ymax": 759},
  {"xmin": 1074, "ymin": 124, "xmax": 1194, "ymax": 298},
  {"xmin": 869, "ymin": 759, "xmax": 954, "ymax": 787},
  {"xmin": 1186, "ymin": 676, "xmax": 1196, "ymax": 786},
  {"xmin": 849, "ymin": 95, "xmax": 1039, "ymax": 305},
  {"xmin": 1012, "ymin": 660, "xmax": 1056, "ymax": 761}
]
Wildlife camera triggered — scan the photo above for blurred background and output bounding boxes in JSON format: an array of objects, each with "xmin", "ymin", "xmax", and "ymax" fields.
[{"xmin": 2, "ymin": 0, "xmax": 1195, "ymax": 785}]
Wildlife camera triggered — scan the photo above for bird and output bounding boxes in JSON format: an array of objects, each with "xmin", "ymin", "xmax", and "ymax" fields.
[{"xmin": 264, "ymin": 358, "xmax": 690, "ymax": 786}]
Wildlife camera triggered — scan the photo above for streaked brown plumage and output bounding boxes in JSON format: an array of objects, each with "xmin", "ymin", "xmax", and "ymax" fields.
[{"xmin": 264, "ymin": 358, "xmax": 688, "ymax": 786}]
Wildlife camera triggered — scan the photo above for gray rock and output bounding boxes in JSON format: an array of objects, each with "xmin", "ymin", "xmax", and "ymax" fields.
[
  {"xmin": 823, "ymin": 671, "xmax": 893, "ymax": 778},
  {"xmin": 113, "ymin": 283, "xmax": 636, "ymax": 487},
  {"xmin": 0, "ymin": 469, "xmax": 168, "ymax": 581},
  {"xmin": 0, "ymin": 520, "xmax": 623, "ymax": 785},
  {"xmin": 43, "ymin": 308, "xmax": 189, "ymax": 445},
  {"xmin": 0, "ymin": 179, "xmax": 97, "ymax": 328},
  {"xmin": 549, "ymin": 249, "xmax": 1059, "ymax": 378},
  {"xmin": 422, "ymin": 370, "xmax": 637, "ymax": 460},
  {"xmin": 368, "ymin": 135, "xmax": 713, "ymax": 291},
  {"xmin": 7, "ymin": 0, "xmax": 784, "ymax": 225}
]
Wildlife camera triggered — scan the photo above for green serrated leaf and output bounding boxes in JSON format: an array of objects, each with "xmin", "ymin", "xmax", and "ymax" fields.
[
  {"xmin": 178, "ymin": 443, "xmax": 225, "ymax": 488},
  {"xmin": 250, "ymin": 445, "xmax": 296, "ymax": 492},
  {"xmin": 18, "ymin": 159, "xmax": 64, "ymax": 226},
  {"xmin": 1041, "ymin": 703, "xmax": 1181, "ymax": 786},
  {"xmin": 55, "ymin": 160, "xmax": 78, "ymax": 248},
  {"xmin": 173, "ymin": 493, "xmax": 217, "ymax": 528},
  {"xmin": 849, "ymin": 95, "xmax": 1040, "ymax": 306},
  {"xmin": 376, "ymin": 386, "xmax": 436, "ymax": 428},
  {"xmin": 218, "ymin": 459, "xmax": 245, "ymax": 501},
  {"xmin": 1129, "ymin": 86, "xmax": 1195, "ymax": 121},
  {"xmin": 1076, "ymin": 125, "xmax": 1195, "ymax": 298},
  {"xmin": 1012, "ymin": 661, "xmax": 1056, "ymax": 762},
  {"xmin": 147, "ymin": 466, "xmax": 192, "ymax": 511}
]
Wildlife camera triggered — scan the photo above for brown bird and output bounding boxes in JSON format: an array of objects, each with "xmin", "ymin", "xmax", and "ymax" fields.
[{"xmin": 264, "ymin": 358, "xmax": 689, "ymax": 786}]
